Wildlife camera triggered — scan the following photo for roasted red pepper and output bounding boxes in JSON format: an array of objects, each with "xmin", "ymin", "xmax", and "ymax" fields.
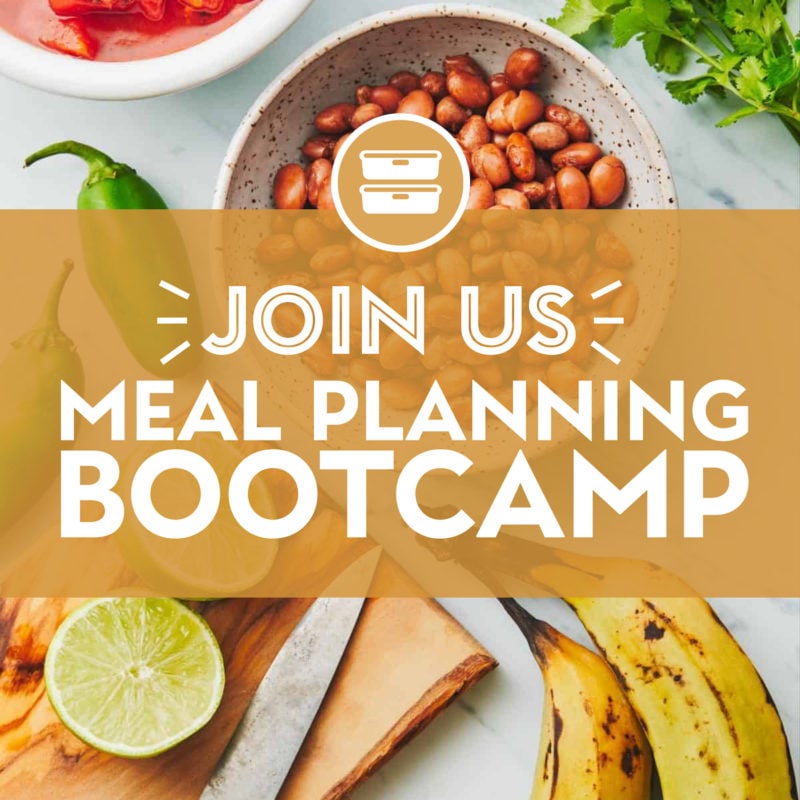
[
  {"xmin": 39, "ymin": 18, "xmax": 98, "ymax": 59},
  {"xmin": 49, "ymin": 0, "xmax": 166, "ymax": 22}
]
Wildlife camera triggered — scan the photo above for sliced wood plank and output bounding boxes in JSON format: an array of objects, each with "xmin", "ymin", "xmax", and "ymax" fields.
[{"xmin": 279, "ymin": 598, "xmax": 497, "ymax": 800}]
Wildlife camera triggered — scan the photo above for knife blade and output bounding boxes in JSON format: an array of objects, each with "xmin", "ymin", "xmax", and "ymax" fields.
[{"xmin": 200, "ymin": 547, "xmax": 381, "ymax": 800}]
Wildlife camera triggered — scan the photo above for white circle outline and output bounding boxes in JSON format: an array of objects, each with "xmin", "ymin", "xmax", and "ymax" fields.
[{"xmin": 331, "ymin": 113, "xmax": 471, "ymax": 254}]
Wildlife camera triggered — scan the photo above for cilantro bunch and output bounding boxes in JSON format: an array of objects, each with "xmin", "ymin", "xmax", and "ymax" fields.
[{"xmin": 548, "ymin": 0, "xmax": 800, "ymax": 144}]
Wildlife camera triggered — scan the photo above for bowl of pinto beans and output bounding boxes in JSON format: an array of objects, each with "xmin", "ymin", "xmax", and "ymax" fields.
[
  {"xmin": 216, "ymin": 4, "xmax": 676, "ymax": 210},
  {"xmin": 214, "ymin": 4, "xmax": 679, "ymax": 464},
  {"xmin": 0, "ymin": 0, "xmax": 313, "ymax": 99}
]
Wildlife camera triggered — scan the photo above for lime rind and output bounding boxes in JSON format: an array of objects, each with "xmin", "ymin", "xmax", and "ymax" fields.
[{"xmin": 45, "ymin": 597, "xmax": 225, "ymax": 758}]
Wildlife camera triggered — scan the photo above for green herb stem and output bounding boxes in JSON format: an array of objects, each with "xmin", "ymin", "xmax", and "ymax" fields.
[{"xmin": 548, "ymin": 0, "xmax": 799, "ymax": 147}]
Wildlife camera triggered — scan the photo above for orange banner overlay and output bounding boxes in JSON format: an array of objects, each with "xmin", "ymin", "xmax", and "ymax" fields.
[{"xmin": 0, "ymin": 210, "xmax": 796, "ymax": 597}]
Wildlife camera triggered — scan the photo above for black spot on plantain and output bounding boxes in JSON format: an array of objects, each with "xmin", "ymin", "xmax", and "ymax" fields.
[
  {"xmin": 703, "ymin": 674, "xmax": 740, "ymax": 750},
  {"xmin": 601, "ymin": 697, "xmax": 619, "ymax": 736},
  {"xmin": 621, "ymin": 744, "xmax": 641, "ymax": 777},
  {"xmin": 542, "ymin": 741, "xmax": 552, "ymax": 781},
  {"xmin": 644, "ymin": 620, "xmax": 665, "ymax": 640},
  {"xmin": 551, "ymin": 701, "xmax": 563, "ymax": 796},
  {"xmin": 602, "ymin": 655, "xmax": 631, "ymax": 692}
]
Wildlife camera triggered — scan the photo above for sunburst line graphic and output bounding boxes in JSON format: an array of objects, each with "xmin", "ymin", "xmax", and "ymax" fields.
[
  {"xmin": 590, "ymin": 340, "xmax": 621, "ymax": 366},
  {"xmin": 159, "ymin": 280, "xmax": 191, "ymax": 299},
  {"xmin": 158, "ymin": 281, "xmax": 192, "ymax": 364},
  {"xmin": 586, "ymin": 280, "xmax": 626, "ymax": 364},
  {"xmin": 590, "ymin": 279, "xmax": 622, "ymax": 301},
  {"xmin": 593, "ymin": 316, "xmax": 625, "ymax": 325}
]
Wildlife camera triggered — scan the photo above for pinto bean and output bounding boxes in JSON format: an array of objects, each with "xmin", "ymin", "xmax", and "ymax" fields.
[
  {"xmin": 370, "ymin": 84, "xmax": 404, "ymax": 112},
  {"xmin": 486, "ymin": 90, "xmax": 544, "ymax": 132},
  {"xmin": 443, "ymin": 53, "xmax": 486, "ymax": 78},
  {"xmin": 555, "ymin": 166, "xmax": 591, "ymax": 209},
  {"xmin": 420, "ymin": 71, "xmax": 448, "ymax": 100},
  {"xmin": 457, "ymin": 115, "xmax": 491, "ymax": 151},
  {"xmin": 495, "ymin": 188, "xmax": 530, "ymax": 210},
  {"xmin": 302, "ymin": 135, "xmax": 337, "ymax": 160},
  {"xmin": 388, "ymin": 70, "xmax": 420, "ymax": 94},
  {"xmin": 528, "ymin": 121, "xmax": 569, "ymax": 151},
  {"xmin": 505, "ymin": 47, "xmax": 543, "ymax": 89},
  {"xmin": 588, "ymin": 155, "xmax": 627, "ymax": 207},
  {"xmin": 398, "ymin": 89, "xmax": 436, "ymax": 118},
  {"xmin": 314, "ymin": 103, "xmax": 356, "ymax": 134},
  {"xmin": 467, "ymin": 177, "xmax": 495, "ymax": 210},
  {"xmin": 542, "ymin": 174, "xmax": 560, "ymax": 209},
  {"xmin": 490, "ymin": 72, "xmax": 512, "ymax": 98},
  {"xmin": 534, "ymin": 153, "xmax": 554, "ymax": 181},
  {"xmin": 506, "ymin": 131, "xmax": 536, "ymax": 181},
  {"xmin": 513, "ymin": 180, "xmax": 547, "ymax": 204},
  {"xmin": 274, "ymin": 163, "xmax": 307, "ymax": 209},
  {"xmin": 471, "ymin": 143, "xmax": 511, "ymax": 188},
  {"xmin": 446, "ymin": 69, "xmax": 491, "ymax": 109},
  {"xmin": 351, "ymin": 103, "xmax": 384, "ymax": 128},
  {"xmin": 306, "ymin": 158, "xmax": 332, "ymax": 207},
  {"xmin": 551, "ymin": 142, "xmax": 603, "ymax": 170},
  {"xmin": 316, "ymin": 177, "xmax": 335, "ymax": 210},
  {"xmin": 355, "ymin": 84, "xmax": 372, "ymax": 104},
  {"xmin": 545, "ymin": 104, "xmax": 590, "ymax": 141},
  {"xmin": 435, "ymin": 96, "xmax": 470, "ymax": 131}
]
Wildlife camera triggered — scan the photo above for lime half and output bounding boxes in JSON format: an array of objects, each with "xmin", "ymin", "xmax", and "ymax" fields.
[
  {"xmin": 45, "ymin": 597, "xmax": 225, "ymax": 758},
  {"xmin": 118, "ymin": 436, "xmax": 279, "ymax": 597}
]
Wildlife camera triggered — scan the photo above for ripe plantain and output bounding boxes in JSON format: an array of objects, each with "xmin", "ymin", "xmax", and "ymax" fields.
[
  {"xmin": 501, "ymin": 598, "xmax": 652, "ymax": 799},
  {"xmin": 569, "ymin": 597, "xmax": 798, "ymax": 800}
]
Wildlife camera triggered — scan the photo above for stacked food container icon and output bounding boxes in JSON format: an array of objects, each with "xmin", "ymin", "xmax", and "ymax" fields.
[{"xmin": 359, "ymin": 150, "xmax": 442, "ymax": 214}]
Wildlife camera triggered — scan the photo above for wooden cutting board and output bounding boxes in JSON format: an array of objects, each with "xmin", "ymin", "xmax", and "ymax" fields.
[{"xmin": 0, "ymin": 594, "xmax": 496, "ymax": 799}]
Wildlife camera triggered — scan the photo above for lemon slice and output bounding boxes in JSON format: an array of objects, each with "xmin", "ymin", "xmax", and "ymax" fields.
[
  {"xmin": 44, "ymin": 597, "xmax": 225, "ymax": 758},
  {"xmin": 118, "ymin": 436, "xmax": 279, "ymax": 597}
]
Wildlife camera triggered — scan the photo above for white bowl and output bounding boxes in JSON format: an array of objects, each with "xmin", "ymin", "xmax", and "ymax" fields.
[
  {"xmin": 212, "ymin": 4, "xmax": 678, "ymax": 468},
  {"xmin": 214, "ymin": 4, "xmax": 676, "ymax": 210},
  {"xmin": 0, "ymin": 0, "xmax": 312, "ymax": 100}
]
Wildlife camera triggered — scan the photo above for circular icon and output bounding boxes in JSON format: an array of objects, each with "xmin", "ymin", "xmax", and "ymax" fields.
[{"xmin": 331, "ymin": 114, "xmax": 470, "ymax": 253}]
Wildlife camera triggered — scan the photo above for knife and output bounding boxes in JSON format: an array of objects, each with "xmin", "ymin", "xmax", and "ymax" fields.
[{"xmin": 200, "ymin": 547, "xmax": 381, "ymax": 800}]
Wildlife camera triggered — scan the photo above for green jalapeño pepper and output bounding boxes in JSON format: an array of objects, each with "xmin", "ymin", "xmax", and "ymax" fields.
[
  {"xmin": 0, "ymin": 261, "xmax": 84, "ymax": 535},
  {"xmin": 25, "ymin": 141, "xmax": 202, "ymax": 377}
]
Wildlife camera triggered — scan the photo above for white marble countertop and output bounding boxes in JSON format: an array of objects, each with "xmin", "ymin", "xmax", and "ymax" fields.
[{"xmin": 0, "ymin": 1, "xmax": 797, "ymax": 797}]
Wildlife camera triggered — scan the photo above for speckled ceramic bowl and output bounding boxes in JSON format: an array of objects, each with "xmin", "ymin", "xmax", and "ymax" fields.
[
  {"xmin": 213, "ymin": 5, "xmax": 678, "ymax": 468},
  {"xmin": 214, "ymin": 4, "xmax": 676, "ymax": 209}
]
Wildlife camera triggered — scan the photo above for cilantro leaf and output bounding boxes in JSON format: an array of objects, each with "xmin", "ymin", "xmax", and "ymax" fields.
[
  {"xmin": 643, "ymin": 32, "xmax": 686, "ymax": 73},
  {"xmin": 666, "ymin": 74, "xmax": 719, "ymax": 103},
  {"xmin": 765, "ymin": 53, "xmax": 800, "ymax": 92},
  {"xmin": 731, "ymin": 30, "xmax": 767, "ymax": 57},
  {"xmin": 735, "ymin": 55, "xmax": 771, "ymax": 104},
  {"xmin": 612, "ymin": 6, "xmax": 652, "ymax": 47},
  {"xmin": 723, "ymin": 0, "xmax": 769, "ymax": 35},
  {"xmin": 641, "ymin": 0, "xmax": 670, "ymax": 27},
  {"xmin": 759, "ymin": 3, "xmax": 784, "ymax": 39},
  {"xmin": 548, "ymin": 0, "xmax": 800, "ymax": 144},
  {"xmin": 547, "ymin": 0, "xmax": 612, "ymax": 37}
]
